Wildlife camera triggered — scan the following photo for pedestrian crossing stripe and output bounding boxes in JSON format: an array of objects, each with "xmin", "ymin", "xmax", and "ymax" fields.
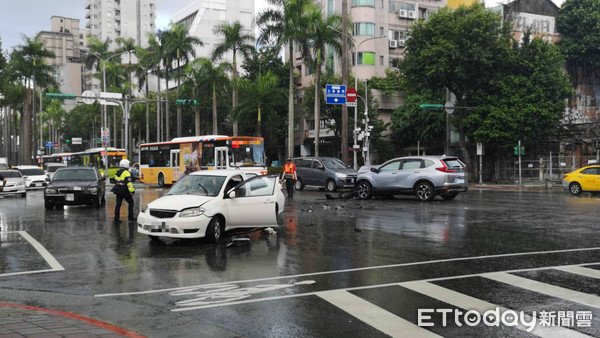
[
  {"xmin": 318, "ymin": 290, "xmax": 441, "ymax": 338},
  {"xmin": 400, "ymin": 281, "xmax": 590, "ymax": 338},
  {"xmin": 482, "ymin": 272, "xmax": 600, "ymax": 309},
  {"xmin": 555, "ymin": 265, "xmax": 600, "ymax": 279}
]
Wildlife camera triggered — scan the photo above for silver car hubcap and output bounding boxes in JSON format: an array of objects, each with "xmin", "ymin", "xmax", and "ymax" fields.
[
  {"xmin": 295, "ymin": 180, "xmax": 302, "ymax": 189},
  {"xmin": 214, "ymin": 219, "xmax": 221, "ymax": 240},
  {"xmin": 571, "ymin": 184, "xmax": 580, "ymax": 194},
  {"xmin": 417, "ymin": 184, "xmax": 431, "ymax": 200},
  {"xmin": 327, "ymin": 182, "xmax": 335, "ymax": 191},
  {"xmin": 358, "ymin": 184, "xmax": 369, "ymax": 198}
]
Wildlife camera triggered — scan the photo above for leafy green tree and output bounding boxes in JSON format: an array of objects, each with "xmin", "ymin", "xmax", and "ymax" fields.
[
  {"xmin": 557, "ymin": 0, "xmax": 600, "ymax": 76},
  {"xmin": 257, "ymin": 0, "xmax": 316, "ymax": 157},
  {"xmin": 164, "ymin": 22, "xmax": 203, "ymax": 137},
  {"xmin": 211, "ymin": 21, "xmax": 254, "ymax": 136},
  {"xmin": 304, "ymin": 7, "xmax": 342, "ymax": 156},
  {"xmin": 235, "ymin": 70, "xmax": 287, "ymax": 137},
  {"xmin": 183, "ymin": 58, "xmax": 231, "ymax": 134}
]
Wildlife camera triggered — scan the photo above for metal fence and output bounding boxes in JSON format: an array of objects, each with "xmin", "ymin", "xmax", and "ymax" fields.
[{"xmin": 494, "ymin": 154, "xmax": 600, "ymax": 184}]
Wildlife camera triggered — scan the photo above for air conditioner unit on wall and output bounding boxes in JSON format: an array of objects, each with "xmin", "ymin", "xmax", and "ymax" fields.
[
  {"xmin": 389, "ymin": 40, "xmax": 398, "ymax": 48},
  {"xmin": 398, "ymin": 9, "xmax": 408, "ymax": 18},
  {"xmin": 408, "ymin": 11, "xmax": 416, "ymax": 19},
  {"xmin": 398, "ymin": 39, "xmax": 406, "ymax": 47}
]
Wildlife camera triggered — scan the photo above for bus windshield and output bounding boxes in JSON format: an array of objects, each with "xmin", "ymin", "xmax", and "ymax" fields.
[{"xmin": 231, "ymin": 144, "xmax": 265, "ymax": 167}]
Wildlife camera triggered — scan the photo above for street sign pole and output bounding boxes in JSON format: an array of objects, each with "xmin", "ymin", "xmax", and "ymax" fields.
[{"xmin": 518, "ymin": 139, "xmax": 522, "ymax": 186}]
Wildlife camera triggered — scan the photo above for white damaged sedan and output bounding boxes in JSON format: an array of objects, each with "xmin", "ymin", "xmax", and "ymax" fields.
[{"xmin": 137, "ymin": 170, "xmax": 285, "ymax": 243}]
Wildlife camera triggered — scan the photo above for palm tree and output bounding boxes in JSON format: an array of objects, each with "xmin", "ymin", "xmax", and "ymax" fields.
[
  {"xmin": 305, "ymin": 8, "xmax": 342, "ymax": 156},
  {"xmin": 211, "ymin": 21, "xmax": 255, "ymax": 136},
  {"xmin": 235, "ymin": 70, "xmax": 287, "ymax": 137},
  {"xmin": 134, "ymin": 44, "xmax": 158, "ymax": 143},
  {"xmin": 184, "ymin": 58, "xmax": 231, "ymax": 134},
  {"xmin": 11, "ymin": 36, "xmax": 56, "ymax": 164},
  {"xmin": 257, "ymin": 0, "xmax": 315, "ymax": 158},
  {"xmin": 164, "ymin": 22, "xmax": 203, "ymax": 137},
  {"xmin": 146, "ymin": 33, "xmax": 166, "ymax": 141}
]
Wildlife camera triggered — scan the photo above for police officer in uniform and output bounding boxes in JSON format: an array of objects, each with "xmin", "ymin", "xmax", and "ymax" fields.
[{"xmin": 112, "ymin": 159, "xmax": 135, "ymax": 222}]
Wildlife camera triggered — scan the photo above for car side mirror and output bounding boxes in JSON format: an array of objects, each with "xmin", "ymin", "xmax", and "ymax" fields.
[
  {"xmin": 228, "ymin": 190, "xmax": 236, "ymax": 199},
  {"xmin": 22, "ymin": 175, "xmax": 28, "ymax": 179},
  {"xmin": 370, "ymin": 167, "xmax": 380, "ymax": 173}
]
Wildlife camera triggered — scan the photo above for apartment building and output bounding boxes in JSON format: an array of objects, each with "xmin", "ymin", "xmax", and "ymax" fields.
[{"xmin": 37, "ymin": 16, "xmax": 88, "ymax": 110}]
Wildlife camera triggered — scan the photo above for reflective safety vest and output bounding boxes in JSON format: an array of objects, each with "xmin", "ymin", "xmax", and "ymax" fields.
[
  {"xmin": 284, "ymin": 162, "xmax": 296, "ymax": 180},
  {"xmin": 114, "ymin": 169, "xmax": 134, "ymax": 193}
]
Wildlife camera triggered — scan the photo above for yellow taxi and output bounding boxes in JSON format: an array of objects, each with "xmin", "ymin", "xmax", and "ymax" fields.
[{"xmin": 562, "ymin": 165, "xmax": 600, "ymax": 195}]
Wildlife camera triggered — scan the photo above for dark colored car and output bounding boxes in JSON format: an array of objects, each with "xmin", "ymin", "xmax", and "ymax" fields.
[
  {"xmin": 44, "ymin": 167, "xmax": 106, "ymax": 210},
  {"xmin": 292, "ymin": 157, "xmax": 358, "ymax": 192}
]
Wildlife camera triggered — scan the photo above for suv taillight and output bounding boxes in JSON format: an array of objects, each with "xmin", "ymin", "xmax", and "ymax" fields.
[{"xmin": 436, "ymin": 161, "xmax": 456, "ymax": 173}]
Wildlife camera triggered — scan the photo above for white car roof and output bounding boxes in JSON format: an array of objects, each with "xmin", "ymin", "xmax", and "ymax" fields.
[
  {"xmin": 188, "ymin": 169, "xmax": 247, "ymax": 178},
  {"xmin": 16, "ymin": 165, "xmax": 42, "ymax": 169}
]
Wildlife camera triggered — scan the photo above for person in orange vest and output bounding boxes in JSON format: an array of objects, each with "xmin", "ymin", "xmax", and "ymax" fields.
[{"xmin": 283, "ymin": 157, "xmax": 297, "ymax": 198}]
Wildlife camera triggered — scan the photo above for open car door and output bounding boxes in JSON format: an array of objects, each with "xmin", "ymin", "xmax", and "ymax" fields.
[{"xmin": 225, "ymin": 175, "xmax": 279, "ymax": 228}]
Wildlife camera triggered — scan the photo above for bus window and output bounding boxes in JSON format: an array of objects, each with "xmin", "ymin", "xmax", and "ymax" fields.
[
  {"xmin": 231, "ymin": 143, "xmax": 265, "ymax": 167},
  {"xmin": 202, "ymin": 143, "xmax": 215, "ymax": 167}
]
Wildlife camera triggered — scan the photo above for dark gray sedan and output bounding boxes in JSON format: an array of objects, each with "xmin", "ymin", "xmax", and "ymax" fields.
[
  {"xmin": 44, "ymin": 167, "xmax": 106, "ymax": 209},
  {"xmin": 355, "ymin": 156, "xmax": 468, "ymax": 201}
]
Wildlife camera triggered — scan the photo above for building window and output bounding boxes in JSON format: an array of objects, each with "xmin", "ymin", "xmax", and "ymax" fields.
[
  {"xmin": 380, "ymin": 55, "xmax": 384, "ymax": 65},
  {"xmin": 389, "ymin": 1, "xmax": 415, "ymax": 13},
  {"xmin": 352, "ymin": 0, "xmax": 375, "ymax": 6},
  {"xmin": 355, "ymin": 52, "xmax": 375, "ymax": 65},
  {"xmin": 353, "ymin": 22, "xmax": 375, "ymax": 36},
  {"xmin": 305, "ymin": 63, "xmax": 315, "ymax": 76},
  {"xmin": 328, "ymin": 0, "xmax": 334, "ymax": 16}
]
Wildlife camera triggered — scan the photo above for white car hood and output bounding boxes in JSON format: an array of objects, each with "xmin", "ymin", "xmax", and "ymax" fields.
[
  {"xmin": 25, "ymin": 175, "xmax": 46, "ymax": 181},
  {"xmin": 148, "ymin": 195, "xmax": 214, "ymax": 211}
]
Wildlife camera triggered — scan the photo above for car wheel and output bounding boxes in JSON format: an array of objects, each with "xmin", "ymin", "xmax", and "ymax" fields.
[
  {"xmin": 148, "ymin": 235, "xmax": 161, "ymax": 242},
  {"xmin": 441, "ymin": 191, "xmax": 458, "ymax": 200},
  {"xmin": 206, "ymin": 216, "xmax": 224, "ymax": 243},
  {"xmin": 158, "ymin": 173, "xmax": 165, "ymax": 188},
  {"xmin": 294, "ymin": 178, "xmax": 304, "ymax": 191},
  {"xmin": 356, "ymin": 181, "xmax": 373, "ymax": 200},
  {"xmin": 415, "ymin": 181, "xmax": 435, "ymax": 202},
  {"xmin": 20, "ymin": 192, "xmax": 26, "ymax": 198},
  {"xmin": 326, "ymin": 179, "xmax": 337, "ymax": 192},
  {"xmin": 44, "ymin": 200, "xmax": 54, "ymax": 210},
  {"xmin": 569, "ymin": 182, "xmax": 582, "ymax": 196}
]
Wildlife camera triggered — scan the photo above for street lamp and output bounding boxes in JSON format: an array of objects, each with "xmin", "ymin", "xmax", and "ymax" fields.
[
  {"xmin": 90, "ymin": 50, "xmax": 135, "ymax": 178},
  {"xmin": 328, "ymin": 26, "xmax": 386, "ymax": 169}
]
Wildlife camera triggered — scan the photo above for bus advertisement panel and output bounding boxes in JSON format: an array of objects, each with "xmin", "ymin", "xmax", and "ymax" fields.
[{"xmin": 139, "ymin": 136, "xmax": 266, "ymax": 187}]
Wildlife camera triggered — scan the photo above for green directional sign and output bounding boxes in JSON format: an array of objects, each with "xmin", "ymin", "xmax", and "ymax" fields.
[
  {"xmin": 46, "ymin": 93, "xmax": 76, "ymax": 100},
  {"xmin": 513, "ymin": 146, "xmax": 525, "ymax": 155},
  {"xmin": 176, "ymin": 99, "xmax": 199, "ymax": 106},
  {"xmin": 419, "ymin": 104, "xmax": 444, "ymax": 111}
]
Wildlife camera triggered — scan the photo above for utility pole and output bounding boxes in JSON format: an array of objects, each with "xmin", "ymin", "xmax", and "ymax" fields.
[{"xmin": 341, "ymin": 0, "xmax": 348, "ymax": 164}]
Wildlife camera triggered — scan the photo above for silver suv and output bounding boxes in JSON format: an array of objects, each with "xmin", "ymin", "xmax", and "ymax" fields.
[{"xmin": 356, "ymin": 156, "xmax": 468, "ymax": 201}]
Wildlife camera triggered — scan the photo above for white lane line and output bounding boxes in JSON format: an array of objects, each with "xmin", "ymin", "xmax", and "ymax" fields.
[
  {"xmin": 18, "ymin": 231, "xmax": 64, "ymax": 271},
  {"xmin": 318, "ymin": 290, "xmax": 441, "ymax": 338},
  {"xmin": 95, "ymin": 246, "xmax": 600, "ymax": 297},
  {"xmin": 483, "ymin": 272, "xmax": 600, "ymax": 309},
  {"xmin": 162, "ymin": 262, "xmax": 600, "ymax": 311},
  {"xmin": 401, "ymin": 281, "xmax": 590, "ymax": 338},
  {"xmin": 555, "ymin": 266, "xmax": 600, "ymax": 279}
]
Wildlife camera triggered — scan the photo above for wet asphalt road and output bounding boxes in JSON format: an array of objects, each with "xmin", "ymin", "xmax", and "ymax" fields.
[{"xmin": 1, "ymin": 186, "xmax": 600, "ymax": 337}]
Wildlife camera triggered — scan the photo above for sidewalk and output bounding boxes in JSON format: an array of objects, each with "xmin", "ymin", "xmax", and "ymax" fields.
[
  {"xmin": 469, "ymin": 181, "xmax": 563, "ymax": 191},
  {"xmin": 0, "ymin": 303, "xmax": 144, "ymax": 338}
]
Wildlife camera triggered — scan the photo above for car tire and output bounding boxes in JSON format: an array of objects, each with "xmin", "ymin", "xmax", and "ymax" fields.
[
  {"xmin": 326, "ymin": 179, "xmax": 337, "ymax": 192},
  {"xmin": 20, "ymin": 192, "xmax": 26, "ymax": 198},
  {"xmin": 569, "ymin": 182, "xmax": 582, "ymax": 196},
  {"xmin": 148, "ymin": 235, "xmax": 161, "ymax": 242},
  {"xmin": 415, "ymin": 181, "xmax": 435, "ymax": 202},
  {"xmin": 206, "ymin": 216, "xmax": 224, "ymax": 243},
  {"xmin": 44, "ymin": 200, "xmax": 54, "ymax": 210},
  {"xmin": 356, "ymin": 181, "xmax": 373, "ymax": 200},
  {"xmin": 158, "ymin": 173, "xmax": 165, "ymax": 188},
  {"xmin": 294, "ymin": 178, "xmax": 304, "ymax": 191},
  {"xmin": 441, "ymin": 191, "xmax": 458, "ymax": 200}
]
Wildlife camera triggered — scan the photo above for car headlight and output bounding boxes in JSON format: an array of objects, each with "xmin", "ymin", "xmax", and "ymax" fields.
[
  {"xmin": 88, "ymin": 187, "xmax": 98, "ymax": 194},
  {"xmin": 45, "ymin": 188, "xmax": 57, "ymax": 194},
  {"xmin": 17, "ymin": 181, "xmax": 25, "ymax": 186},
  {"xmin": 179, "ymin": 206, "xmax": 205, "ymax": 218},
  {"xmin": 335, "ymin": 172, "xmax": 347, "ymax": 178}
]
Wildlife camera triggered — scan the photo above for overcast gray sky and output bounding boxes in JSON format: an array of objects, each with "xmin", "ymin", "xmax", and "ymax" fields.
[{"xmin": 0, "ymin": 0, "xmax": 268, "ymax": 53}]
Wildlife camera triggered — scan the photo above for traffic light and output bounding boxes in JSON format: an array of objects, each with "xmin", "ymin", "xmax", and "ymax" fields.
[
  {"xmin": 65, "ymin": 138, "xmax": 70, "ymax": 143},
  {"xmin": 176, "ymin": 99, "xmax": 199, "ymax": 106},
  {"xmin": 46, "ymin": 93, "xmax": 76, "ymax": 100},
  {"xmin": 419, "ymin": 104, "xmax": 444, "ymax": 111},
  {"xmin": 513, "ymin": 146, "xmax": 525, "ymax": 155}
]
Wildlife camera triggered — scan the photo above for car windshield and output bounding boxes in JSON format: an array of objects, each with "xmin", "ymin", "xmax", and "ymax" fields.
[
  {"xmin": 322, "ymin": 158, "xmax": 348, "ymax": 169},
  {"xmin": 53, "ymin": 170, "xmax": 97, "ymax": 181},
  {"xmin": 167, "ymin": 175, "xmax": 226, "ymax": 197},
  {"xmin": 20, "ymin": 169, "xmax": 44, "ymax": 176},
  {"xmin": 0, "ymin": 171, "xmax": 21, "ymax": 178},
  {"xmin": 47, "ymin": 165, "xmax": 66, "ymax": 173}
]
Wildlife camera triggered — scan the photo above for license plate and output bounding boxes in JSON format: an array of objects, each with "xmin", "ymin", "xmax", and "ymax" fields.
[
  {"xmin": 74, "ymin": 186, "xmax": 81, "ymax": 191},
  {"xmin": 151, "ymin": 222, "xmax": 167, "ymax": 230},
  {"xmin": 33, "ymin": 183, "xmax": 38, "ymax": 187},
  {"xmin": 66, "ymin": 194, "xmax": 75, "ymax": 201}
]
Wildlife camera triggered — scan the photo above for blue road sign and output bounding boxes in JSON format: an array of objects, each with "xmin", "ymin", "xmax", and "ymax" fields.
[
  {"xmin": 326, "ymin": 84, "xmax": 346, "ymax": 105},
  {"xmin": 45, "ymin": 141, "xmax": 54, "ymax": 149},
  {"xmin": 327, "ymin": 96, "xmax": 346, "ymax": 104}
]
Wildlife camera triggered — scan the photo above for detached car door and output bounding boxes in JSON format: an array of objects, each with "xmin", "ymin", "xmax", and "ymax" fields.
[{"xmin": 225, "ymin": 175, "xmax": 279, "ymax": 228}]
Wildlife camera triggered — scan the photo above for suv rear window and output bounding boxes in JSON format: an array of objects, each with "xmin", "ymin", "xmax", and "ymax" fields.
[{"xmin": 443, "ymin": 159, "xmax": 464, "ymax": 169}]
